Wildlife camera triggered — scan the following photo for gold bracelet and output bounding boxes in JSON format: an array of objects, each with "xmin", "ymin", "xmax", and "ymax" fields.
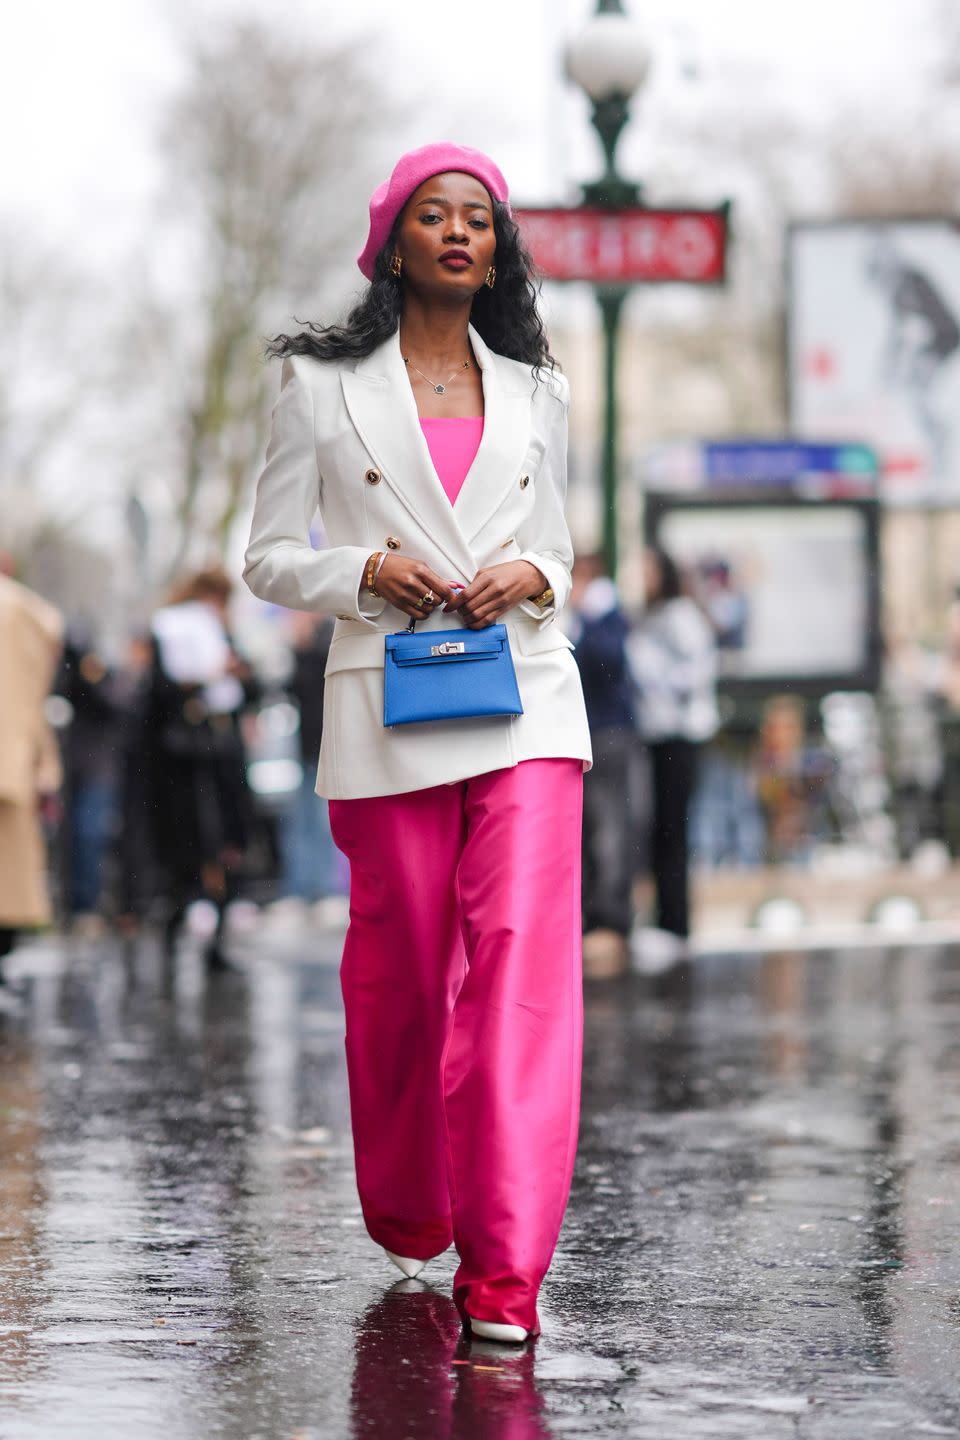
[
  {"xmin": 531, "ymin": 585, "xmax": 555, "ymax": 610},
  {"xmin": 365, "ymin": 551, "xmax": 383, "ymax": 597}
]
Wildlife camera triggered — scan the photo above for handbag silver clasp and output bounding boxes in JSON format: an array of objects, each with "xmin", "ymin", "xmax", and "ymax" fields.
[{"xmin": 431, "ymin": 641, "xmax": 465, "ymax": 656}]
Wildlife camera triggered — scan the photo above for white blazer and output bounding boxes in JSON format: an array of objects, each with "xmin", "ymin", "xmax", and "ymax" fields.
[{"xmin": 243, "ymin": 324, "xmax": 592, "ymax": 799}]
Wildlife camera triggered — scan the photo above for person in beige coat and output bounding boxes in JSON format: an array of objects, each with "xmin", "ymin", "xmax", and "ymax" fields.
[{"xmin": 0, "ymin": 571, "xmax": 63, "ymax": 975}]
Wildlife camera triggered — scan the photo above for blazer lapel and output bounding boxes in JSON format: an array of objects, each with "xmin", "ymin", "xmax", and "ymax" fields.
[
  {"xmin": 339, "ymin": 324, "xmax": 533, "ymax": 574},
  {"xmin": 453, "ymin": 326, "xmax": 533, "ymax": 546},
  {"xmin": 341, "ymin": 332, "xmax": 476, "ymax": 580}
]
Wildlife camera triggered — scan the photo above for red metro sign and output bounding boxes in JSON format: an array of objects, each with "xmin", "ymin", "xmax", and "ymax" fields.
[{"xmin": 514, "ymin": 206, "xmax": 729, "ymax": 285}]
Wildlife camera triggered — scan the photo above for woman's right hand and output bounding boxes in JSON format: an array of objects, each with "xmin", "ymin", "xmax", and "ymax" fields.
[{"xmin": 364, "ymin": 553, "xmax": 455, "ymax": 620}]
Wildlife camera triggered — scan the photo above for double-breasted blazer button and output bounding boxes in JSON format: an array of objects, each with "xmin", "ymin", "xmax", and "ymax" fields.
[
  {"xmin": 386, "ymin": 536, "xmax": 401, "ymax": 550},
  {"xmin": 365, "ymin": 468, "xmax": 382, "ymax": 485},
  {"xmin": 519, "ymin": 474, "xmax": 530, "ymax": 489}
]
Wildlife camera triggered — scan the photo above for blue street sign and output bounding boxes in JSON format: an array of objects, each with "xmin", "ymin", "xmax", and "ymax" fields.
[{"xmin": 703, "ymin": 441, "xmax": 877, "ymax": 495}]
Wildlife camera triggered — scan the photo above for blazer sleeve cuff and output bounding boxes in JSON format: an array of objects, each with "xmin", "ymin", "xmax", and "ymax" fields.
[
  {"xmin": 244, "ymin": 543, "xmax": 385, "ymax": 627},
  {"xmin": 516, "ymin": 550, "xmax": 567, "ymax": 625}
]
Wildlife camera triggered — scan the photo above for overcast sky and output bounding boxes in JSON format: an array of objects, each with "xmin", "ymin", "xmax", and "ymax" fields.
[{"xmin": 0, "ymin": 0, "xmax": 941, "ymax": 267}]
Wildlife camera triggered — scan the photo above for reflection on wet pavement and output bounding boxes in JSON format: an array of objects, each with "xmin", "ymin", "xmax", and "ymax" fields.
[{"xmin": 1, "ymin": 936, "xmax": 959, "ymax": 1437}]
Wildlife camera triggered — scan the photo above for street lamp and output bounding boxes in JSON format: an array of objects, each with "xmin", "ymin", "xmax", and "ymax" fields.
[{"xmin": 565, "ymin": 0, "xmax": 651, "ymax": 577}]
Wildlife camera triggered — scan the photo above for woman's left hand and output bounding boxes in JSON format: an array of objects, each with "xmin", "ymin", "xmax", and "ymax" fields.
[{"xmin": 444, "ymin": 560, "xmax": 547, "ymax": 629}]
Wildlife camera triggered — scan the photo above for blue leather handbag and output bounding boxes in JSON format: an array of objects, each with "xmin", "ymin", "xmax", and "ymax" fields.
[{"xmin": 383, "ymin": 616, "xmax": 523, "ymax": 727}]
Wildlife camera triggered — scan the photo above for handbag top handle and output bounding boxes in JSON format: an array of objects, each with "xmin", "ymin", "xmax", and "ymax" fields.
[{"xmin": 405, "ymin": 604, "xmax": 469, "ymax": 633}]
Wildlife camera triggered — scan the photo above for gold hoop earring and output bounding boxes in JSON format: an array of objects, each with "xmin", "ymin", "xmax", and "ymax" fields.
[
  {"xmin": 485, "ymin": 265, "xmax": 496, "ymax": 289},
  {"xmin": 390, "ymin": 253, "xmax": 403, "ymax": 278}
]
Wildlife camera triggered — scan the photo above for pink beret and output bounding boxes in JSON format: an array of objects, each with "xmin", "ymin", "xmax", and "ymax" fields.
[{"xmin": 357, "ymin": 143, "xmax": 511, "ymax": 281}]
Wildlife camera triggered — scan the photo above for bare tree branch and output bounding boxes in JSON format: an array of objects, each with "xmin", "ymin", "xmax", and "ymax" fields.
[{"xmin": 125, "ymin": 19, "xmax": 392, "ymax": 576}]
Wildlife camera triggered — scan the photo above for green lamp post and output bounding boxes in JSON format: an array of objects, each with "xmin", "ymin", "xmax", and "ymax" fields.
[{"xmin": 566, "ymin": 0, "xmax": 651, "ymax": 578}]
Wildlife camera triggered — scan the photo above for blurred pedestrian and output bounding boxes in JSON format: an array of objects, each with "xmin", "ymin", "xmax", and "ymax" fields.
[
  {"xmin": 244, "ymin": 144, "xmax": 591, "ymax": 1344},
  {"xmin": 628, "ymin": 545, "xmax": 717, "ymax": 955},
  {"xmin": 0, "ymin": 569, "xmax": 63, "ymax": 982},
  {"xmin": 753, "ymin": 696, "xmax": 833, "ymax": 865},
  {"xmin": 113, "ymin": 631, "xmax": 159, "ymax": 930},
  {"xmin": 277, "ymin": 611, "xmax": 344, "ymax": 911},
  {"xmin": 54, "ymin": 632, "xmax": 128, "ymax": 925},
  {"xmin": 145, "ymin": 568, "xmax": 259, "ymax": 969},
  {"xmin": 938, "ymin": 583, "xmax": 960, "ymax": 856},
  {"xmin": 568, "ymin": 552, "xmax": 637, "ymax": 978},
  {"xmin": 882, "ymin": 632, "xmax": 943, "ymax": 861}
]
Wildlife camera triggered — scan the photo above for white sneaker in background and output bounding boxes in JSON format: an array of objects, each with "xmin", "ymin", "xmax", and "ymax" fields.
[
  {"xmin": 910, "ymin": 839, "xmax": 950, "ymax": 876},
  {"xmin": 630, "ymin": 925, "xmax": 689, "ymax": 975},
  {"xmin": 185, "ymin": 899, "xmax": 220, "ymax": 939},
  {"xmin": 261, "ymin": 897, "xmax": 310, "ymax": 932},
  {"xmin": 224, "ymin": 899, "xmax": 259, "ymax": 935}
]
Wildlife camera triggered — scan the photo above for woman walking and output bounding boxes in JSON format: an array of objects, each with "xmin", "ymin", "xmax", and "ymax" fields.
[
  {"xmin": 628, "ymin": 545, "xmax": 717, "ymax": 952},
  {"xmin": 245, "ymin": 144, "xmax": 591, "ymax": 1342},
  {"xmin": 144, "ymin": 568, "xmax": 259, "ymax": 969}
]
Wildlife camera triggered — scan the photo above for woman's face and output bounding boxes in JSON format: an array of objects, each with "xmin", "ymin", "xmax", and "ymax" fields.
[{"xmin": 394, "ymin": 171, "xmax": 497, "ymax": 301}]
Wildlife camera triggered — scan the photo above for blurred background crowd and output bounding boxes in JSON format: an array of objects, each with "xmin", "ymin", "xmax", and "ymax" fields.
[{"xmin": 5, "ymin": 0, "xmax": 960, "ymax": 981}]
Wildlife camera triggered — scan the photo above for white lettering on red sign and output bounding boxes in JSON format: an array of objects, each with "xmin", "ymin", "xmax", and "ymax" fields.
[{"xmin": 515, "ymin": 209, "xmax": 726, "ymax": 284}]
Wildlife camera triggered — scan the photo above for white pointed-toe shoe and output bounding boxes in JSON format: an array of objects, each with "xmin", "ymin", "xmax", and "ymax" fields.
[
  {"xmin": 467, "ymin": 1316, "xmax": 530, "ymax": 1344},
  {"xmin": 384, "ymin": 1249, "xmax": 427, "ymax": 1279}
]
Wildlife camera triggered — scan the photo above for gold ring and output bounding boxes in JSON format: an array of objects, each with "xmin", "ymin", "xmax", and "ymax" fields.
[{"xmin": 420, "ymin": 590, "xmax": 435, "ymax": 607}]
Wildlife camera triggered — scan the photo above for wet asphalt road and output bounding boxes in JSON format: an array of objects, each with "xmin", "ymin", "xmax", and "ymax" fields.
[{"xmin": 1, "ymin": 929, "xmax": 960, "ymax": 1439}]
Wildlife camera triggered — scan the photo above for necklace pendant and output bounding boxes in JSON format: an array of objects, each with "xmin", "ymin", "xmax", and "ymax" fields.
[{"xmin": 435, "ymin": 384, "xmax": 445, "ymax": 394}]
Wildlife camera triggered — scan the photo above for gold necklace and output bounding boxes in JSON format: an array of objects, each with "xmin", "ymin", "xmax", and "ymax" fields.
[{"xmin": 403, "ymin": 356, "xmax": 471, "ymax": 395}]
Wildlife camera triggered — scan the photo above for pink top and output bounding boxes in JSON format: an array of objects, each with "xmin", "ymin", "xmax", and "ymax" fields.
[{"xmin": 420, "ymin": 417, "xmax": 484, "ymax": 505}]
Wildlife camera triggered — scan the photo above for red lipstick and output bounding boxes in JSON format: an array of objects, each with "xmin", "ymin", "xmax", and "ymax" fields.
[{"xmin": 439, "ymin": 249, "xmax": 473, "ymax": 267}]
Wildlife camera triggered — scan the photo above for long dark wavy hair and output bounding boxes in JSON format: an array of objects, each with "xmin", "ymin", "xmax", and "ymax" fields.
[
  {"xmin": 646, "ymin": 545, "xmax": 684, "ymax": 605},
  {"xmin": 267, "ymin": 202, "xmax": 557, "ymax": 377}
]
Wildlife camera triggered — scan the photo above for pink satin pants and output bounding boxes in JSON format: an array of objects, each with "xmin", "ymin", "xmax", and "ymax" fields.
[{"xmin": 328, "ymin": 758, "xmax": 584, "ymax": 1335}]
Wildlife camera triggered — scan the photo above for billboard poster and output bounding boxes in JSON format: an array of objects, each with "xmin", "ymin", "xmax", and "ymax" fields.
[
  {"xmin": 646, "ymin": 496, "xmax": 880, "ymax": 693},
  {"xmin": 789, "ymin": 220, "xmax": 960, "ymax": 506}
]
